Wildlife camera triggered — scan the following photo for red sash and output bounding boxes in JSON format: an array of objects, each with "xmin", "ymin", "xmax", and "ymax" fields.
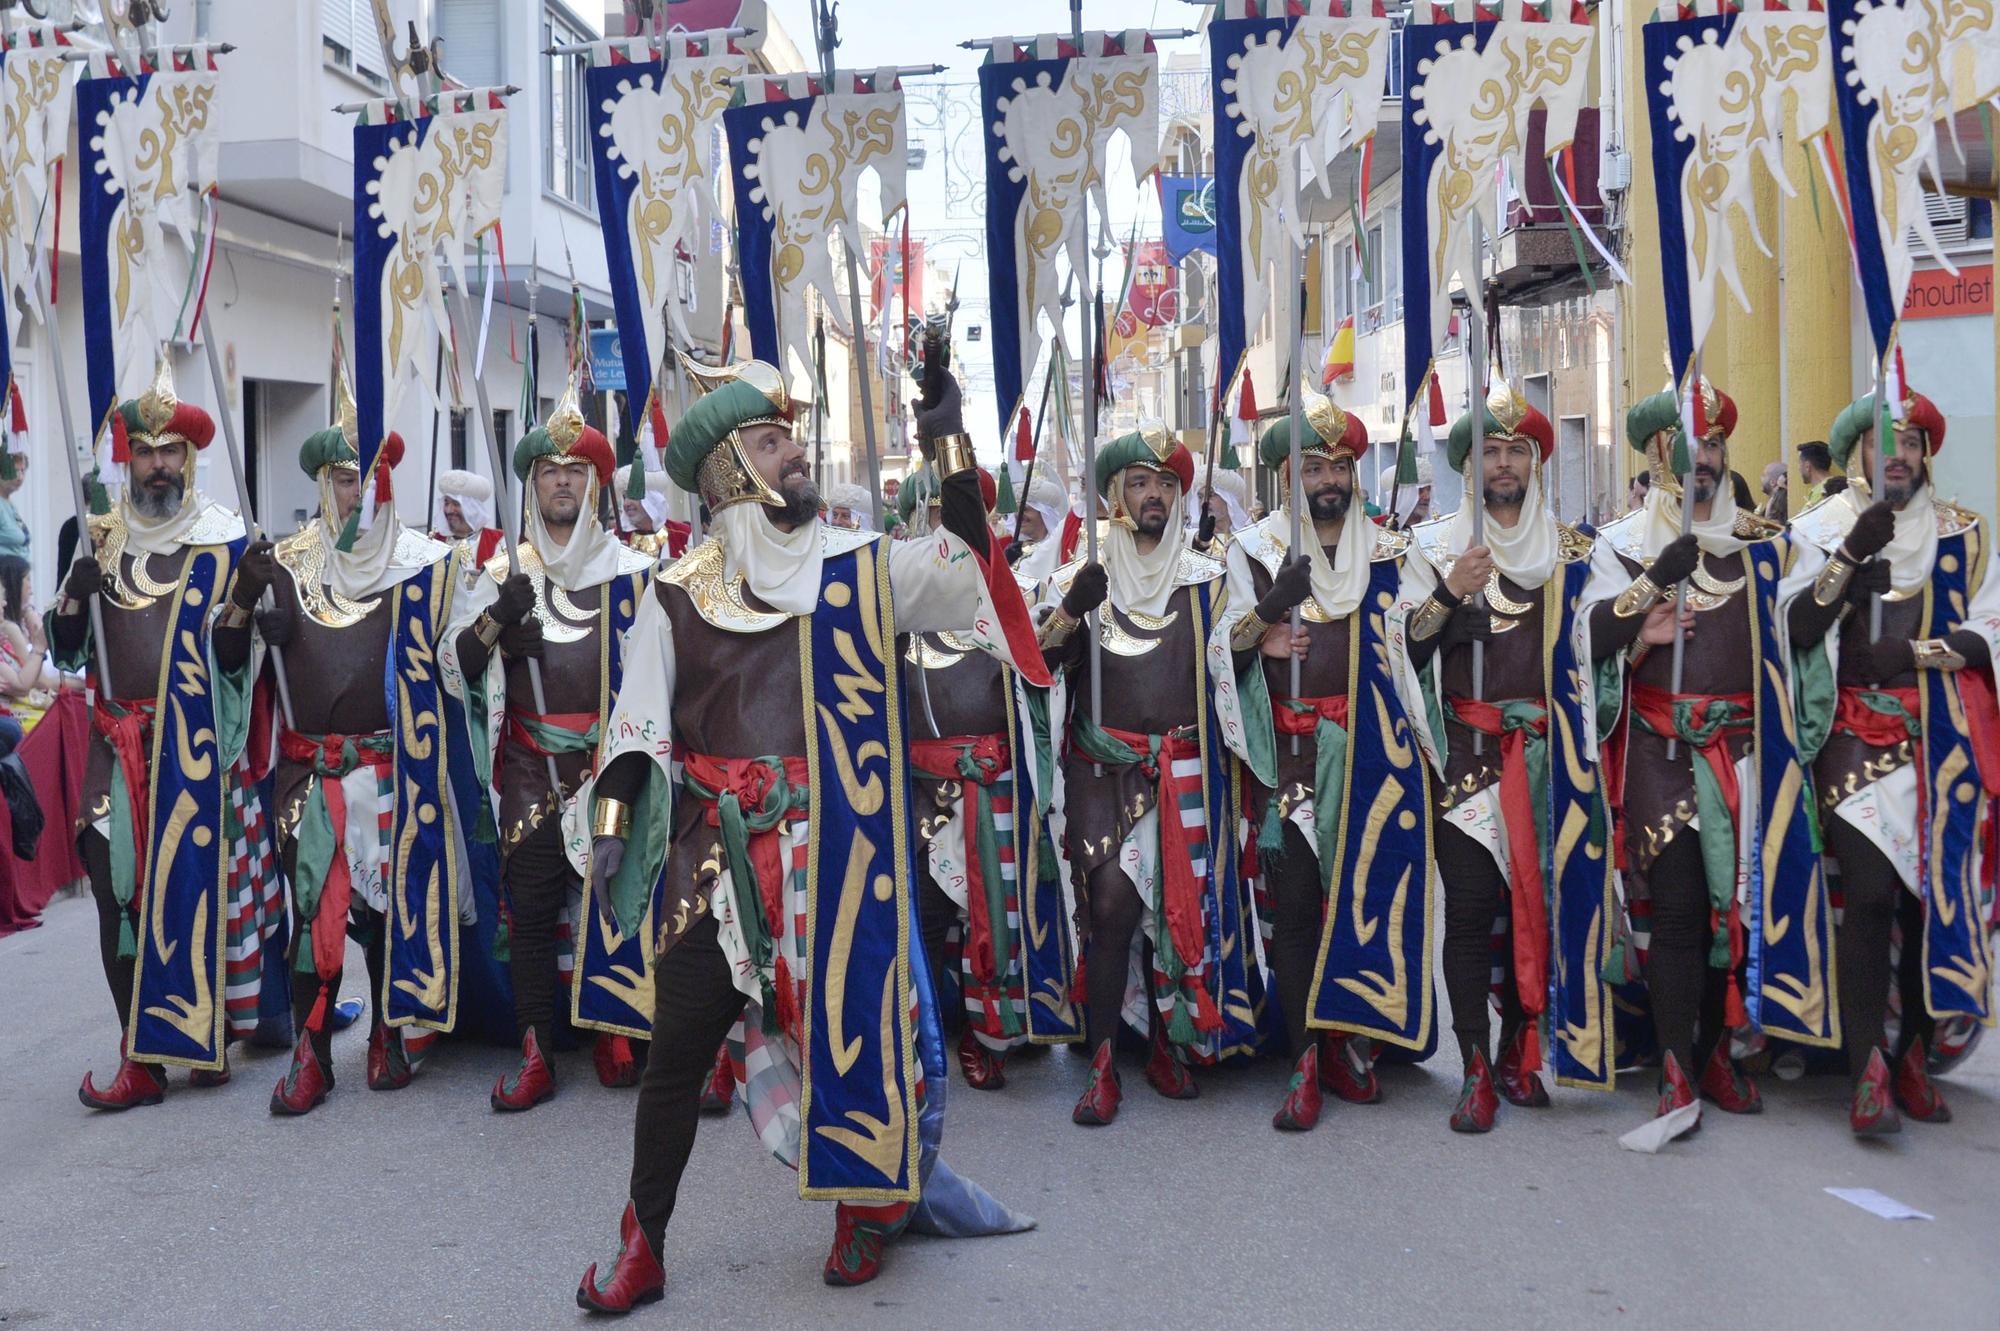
[
  {"xmin": 1448, "ymin": 695, "xmax": 1551, "ymax": 1074},
  {"xmin": 1271, "ymin": 692, "xmax": 1348, "ymax": 736},
  {"xmin": 93, "ymin": 697, "xmax": 158, "ymax": 888},
  {"xmin": 910, "ymin": 733, "xmax": 1012, "ymax": 988},
  {"xmin": 279, "ymin": 727, "xmax": 395, "ymax": 990},
  {"xmin": 1097, "ymin": 724, "xmax": 1206, "ymax": 1005}
]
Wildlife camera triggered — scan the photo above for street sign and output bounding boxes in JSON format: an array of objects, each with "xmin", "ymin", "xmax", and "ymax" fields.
[{"xmin": 588, "ymin": 329, "xmax": 627, "ymax": 392}]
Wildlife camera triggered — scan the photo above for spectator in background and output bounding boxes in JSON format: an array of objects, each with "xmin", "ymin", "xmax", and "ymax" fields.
[
  {"xmin": 1797, "ymin": 439, "xmax": 1836, "ymax": 509},
  {"xmin": 1759, "ymin": 460, "xmax": 1789, "ymax": 523},
  {"xmin": 0, "ymin": 554, "xmax": 71, "ymax": 726},
  {"xmin": 1627, "ymin": 469, "xmax": 1651, "ymax": 512},
  {"xmin": 0, "ymin": 452, "xmax": 29, "ymax": 560}
]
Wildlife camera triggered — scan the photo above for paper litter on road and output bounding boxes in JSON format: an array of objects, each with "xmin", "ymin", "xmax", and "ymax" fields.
[
  {"xmin": 1824, "ymin": 1188, "xmax": 1934, "ymax": 1221},
  {"xmin": 1617, "ymin": 1103, "xmax": 1701, "ymax": 1154}
]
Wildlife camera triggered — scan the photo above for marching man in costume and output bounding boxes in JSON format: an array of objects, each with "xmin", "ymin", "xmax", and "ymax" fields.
[
  {"xmin": 1787, "ymin": 384, "xmax": 1996, "ymax": 1135},
  {"xmin": 442, "ymin": 385, "xmax": 657, "ymax": 1109},
  {"xmin": 60, "ymin": 358, "xmax": 275, "ymax": 1108},
  {"xmin": 437, "ymin": 468, "xmax": 504, "ymax": 572},
  {"xmin": 1046, "ymin": 428, "xmax": 1261, "ymax": 1126},
  {"xmin": 259, "ymin": 385, "xmax": 461, "ymax": 1114},
  {"xmin": 898, "ymin": 463, "xmax": 1080, "ymax": 1089},
  {"xmin": 1212, "ymin": 396, "xmax": 1429, "ymax": 1130},
  {"xmin": 1585, "ymin": 383, "xmax": 1839, "ymax": 1138},
  {"xmin": 570, "ymin": 359, "xmax": 1046, "ymax": 1310},
  {"xmin": 1394, "ymin": 387, "xmax": 1616, "ymax": 1132}
]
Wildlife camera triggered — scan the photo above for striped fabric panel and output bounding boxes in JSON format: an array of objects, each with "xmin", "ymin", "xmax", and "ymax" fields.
[
  {"xmin": 734, "ymin": 68, "xmax": 901, "ymax": 105},
  {"xmin": 978, "ymin": 29, "xmax": 1158, "ymax": 64},
  {"xmin": 222, "ymin": 762, "xmax": 281, "ymax": 1038},
  {"xmin": 1216, "ymin": 1, "xmax": 1387, "ymax": 18}
]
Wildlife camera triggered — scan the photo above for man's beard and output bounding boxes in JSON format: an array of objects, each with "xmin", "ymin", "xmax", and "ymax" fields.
[
  {"xmin": 1307, "ymin": 484, "xmax": 1350, "ymax": 521},
  {"xmin": 1134, "ymin": 502, "xmax": 1170, "ymax": 537},
  {"xmin": 1483, "ymin": 477, "xmax": 1525, "ymax": 508},
  {"xmin": 1880, "ymin": 460, "xmax": 1925, "ymax": 506},
  {"xmin": 131, "ymin": 474, "xmax": 184, "ymax": 520},
  {"xmin": 1691, "ymin": 467, "xmax": 1718, "ymax": 503},
  {"xmin": 776, "ymin": 467, "xmax": 820, "ymax": 526},
  {"xmin": 541, "ymin": 497, "xmax": 581, "ymax": 528}
]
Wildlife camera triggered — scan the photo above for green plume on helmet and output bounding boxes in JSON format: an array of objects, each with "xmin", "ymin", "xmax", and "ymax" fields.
[{"xmin": 1625, "ymin": 390, "xmax": 1690, "ymax": 477}]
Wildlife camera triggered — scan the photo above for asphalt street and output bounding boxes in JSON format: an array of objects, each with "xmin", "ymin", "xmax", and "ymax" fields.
[{"xmin": 2, "ymin": 892, "xmax": 1995, "ymax": 1330}]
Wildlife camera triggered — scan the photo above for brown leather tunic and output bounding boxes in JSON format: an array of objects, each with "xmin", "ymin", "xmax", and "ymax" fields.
[
  {"xmin": 902, "ymin": 633, "xmax": 1011, "ymax": 843},
  {"xmin": 654, "ymin": 579, "xmax": 810, "ymax": 952},
  {"xmin": 1061, "ymin": 583, "xmax": 1206, "ymax": 875},
  {"xmin": 1241, "ymin": 549, "xmax": 1352, "ymax": 830},
  {"xmin": 1433, "ymin": 572, "xmax": 1549, "ymax": 810},
  {"xmin": 268, "ymin": 563, "xmax": 396, "ymax": 839},
  {"xmin": 79, "ymin": 549, "xmax": 192, "ymax": 832},
  {"xmin": 1616, "ymin": 546, "xmax": 1758, "ymax": 879},
  {"xmin": 1813, "ymin": 594, "xmax": 1925, "ymax": 818},
  {"xmin": 498, "ymin": 579, "xmax": 615, "ymax": 854}
]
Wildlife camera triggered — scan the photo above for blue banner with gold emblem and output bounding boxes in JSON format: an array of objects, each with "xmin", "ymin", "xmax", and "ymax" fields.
[
  {"xmin": 381, "ymin": 559, "xmax": 463, "ymax": 1031},
  {"xmin": 1309, "ymin": 557, "xmax": 1435, "ymax": 1051},
  {"xmin": 1744, "ymin": 538, "xmax": 1839, "ymax": 1048},
  {"xmin": 1546, "ymin": 558, "xmax": 1617, "ymax": 1090},
  {"xmin": 1916, "ymin": 525, "xmax": 1994, "ymax": 1021},
  {"xmin": 571, "ymin": 568, "xmax": 659, "ymax": 1037},
  {"xmin": 127, "ymin": 542, "xmax": 243, "ymax": 1069},
  {"xmin": 799, "ymin": 540, "xmax": 919, "ymax": 1201}
]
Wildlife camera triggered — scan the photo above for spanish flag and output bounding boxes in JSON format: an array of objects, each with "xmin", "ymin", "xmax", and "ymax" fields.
[{"xmin": 1321, "ymin": 315, "xmax": 1356, "ymax": 386}]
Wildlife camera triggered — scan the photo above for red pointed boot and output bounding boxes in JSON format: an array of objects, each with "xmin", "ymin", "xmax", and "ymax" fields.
[
  {"xmin": 492, "ymin": 1028, "xmax": 556, "ymax": 1112},
  {"xmin": 1655, "ymin": 1050, "xmax": 1701, "ymax": 1139},
  {"xmin": 1144, "ymin": 1027, "xmax": 1198, "ymax": 1100},
  {"xmin": 79, "ymin": 1046, "xmax": 166, "ymax": 1111},
  {"xmin": 699, "ymin": 1045, "xmax": 735, "ymax": 1114},
  {"xmin": 269, "ymin": 1035, "xmax": 331, "ymax": 1116},
  {"xmin": 822, "ymin": 1204, "xmax": 887, "ymax": 1287},
  {"xmin": 1450, "ymin": 1051, "xmax": 1499, "ymax": 1133},
  {"xmin": 957, "ymin": 1027, "xmax": 1007, "ymax": 1090},
  {"xmin": 1273, "ymin": 1045, "xmax": 1324, "ymax": 1132},
  {"xmin": 1319, "ymin": 1031, "xmax": 1382, "ymax": 1104},
  {"xmin": 1851, "ymin": 1046, "xmax": 1902, "ymax": 1137},
  {"xmin": 1892, "ymin": 1039, "xmax": 1951, "ymax": 1124},
  {"xmin": 367, "ymin": 1024, "xmax": 413, "ymax": 1091},
  {"xmin": 1071, "ymin": 1039, "xmax": 1121, "ymax": 1125},
  {"xmin": 575, "ymin": 1201, "xmax": 666, "ymax": 1314},
  {"xmin": 594, "ymin": 1033, "xmax": 641, "ymax": 1089},
  {"xmin": 1698, "ymin": 1041, "xmax": 1762, "ymax": 1114},
  {"xmin": 1493, "ymin": 1027, "xmax": 1550, "ymax": 1108}
]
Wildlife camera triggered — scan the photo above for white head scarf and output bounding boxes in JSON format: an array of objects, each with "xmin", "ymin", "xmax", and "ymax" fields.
[
  {"xmin": 1271, "ymin": 450, "xmax": 1374, "ymax": 619},
  {"xmin": 717, "ymin": 502, "xmax": 823, "ymax": 616},
  {"xmin": 1447, "ymin": 452, "xmax": 1558, "ymax": 589},
  {"xmin": 613, "ymin": 465, "xmax": 671, "ymax": 532},
  {"xmin": 1637, "ymin": 464, "xmax": 1747, "ymax": 558},
  {"xmin": 1839, "ymin": 477, "xmax": 1937, "ymax": 595},
  {"xmin": 1102, "ymin": 467, "xmax": 1187, "ymax": 617},
  {"xmin": 527, "ymin": 462, "xmax": 628, "ymax": 591},
  {"xmin": 319, "ymin": 482, "xmax": 423, "ymax": 601},
  {"xmin": 120, "ymin": 475, "xmax": 209, "ymax": 557},
  {"xmin": 436, "ymin": 468, "xmax": 495, "ymax": 535}
]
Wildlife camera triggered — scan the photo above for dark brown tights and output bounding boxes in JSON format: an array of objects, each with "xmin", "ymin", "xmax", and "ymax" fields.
[{"xmin": 1827, "ymin": 816, "xmax": 1933, "ymax": 1078}]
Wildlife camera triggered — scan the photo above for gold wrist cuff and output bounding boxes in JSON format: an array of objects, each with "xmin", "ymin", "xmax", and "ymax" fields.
[
  {"xmin": 473, "ymin": 612, "xmax": 502, "ymax": 648},
  {"xmin": 1039, "ymin": 607, "xmax": 1078, "ymax": 650},
  {"xmin": 591, "ymin": 797, "xmax": 632, "ymax": 841},
  {"xmin": 1408, "ymin": 593, "xmax": 1453, "ymax": 642},
  {"xmin": 1613, "ymin": 574, "xmax": 1665, "ymax": 619},
  {"xmin": 1911, "ymin": 638, "xmax": 1967, "ymax": 672},
  {"xmin": 1813, "ymin": 553, "xmax": 1856, "ymax": 607},
  {"xmin": 932, "ymin": 433, "xmax": 976, "ymax": 478},
  {"xmin": 1229, "ymin": 610, "xmax": 1271, "ymax": 653}
]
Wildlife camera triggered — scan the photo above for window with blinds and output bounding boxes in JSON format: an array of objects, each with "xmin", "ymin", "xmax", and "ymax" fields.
[{"xmin": 322, "ymin": 0, "xmax": 387, "ymax": 90}]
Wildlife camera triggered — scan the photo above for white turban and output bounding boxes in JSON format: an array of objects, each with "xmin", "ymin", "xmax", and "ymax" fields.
[
  {"xmin": 437, "ymin": 468, "xmax": 495, "ymax": 533},
  {"xmin": 614, "ymin": 464, "xmax": 671, "ymax": 531},
  {"xmin": 1206, "ymin": 468, "xmax": 1251, "ymax": 532}
]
